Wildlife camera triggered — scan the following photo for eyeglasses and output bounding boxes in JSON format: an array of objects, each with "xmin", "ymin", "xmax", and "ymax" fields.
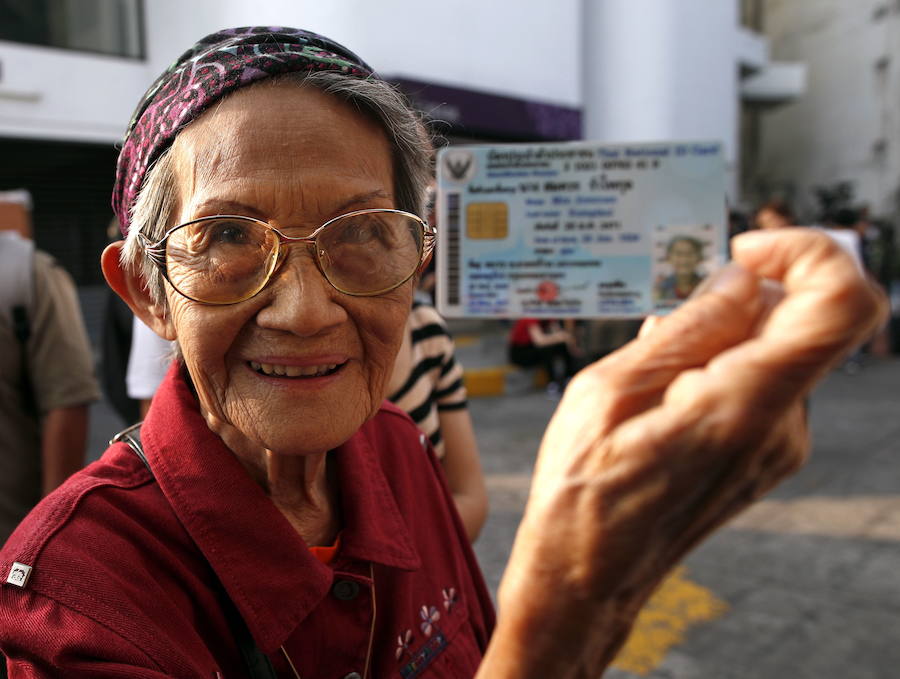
[{"xmin": 140, "ymin": 209, "xmax": 436, "ymax": 305}]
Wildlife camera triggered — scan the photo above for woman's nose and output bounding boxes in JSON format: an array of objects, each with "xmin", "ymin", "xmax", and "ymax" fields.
[{"xmin": 254, "ymin": 247, "xmax": 348, "ymax": 336}]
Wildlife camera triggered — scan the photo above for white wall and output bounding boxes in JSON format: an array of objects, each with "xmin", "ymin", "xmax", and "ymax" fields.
[
  {"xmin": 157, "ymin": 0, "xmax": 584, "ymax": 105},
  {"xmin": 757, "ymin": 0, "xmax": 896, "ymax": 216},
  {"xmin": 0, "ymin": 0, "xmax": 581, "ymax": 145},
  {"xmin": 1, "ymin": 0, "xmax": 764, "ymax": 207},
  {"xmin": 582, "ymin": 0, "xmax": 750, "ymax": 198}
]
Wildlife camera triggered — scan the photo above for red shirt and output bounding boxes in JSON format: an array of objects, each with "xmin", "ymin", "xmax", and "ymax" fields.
[
  {"xmin": 509, "ymin": 319, "xmax": 540, "ymax": 347},
  {"xmin": 0, "ymin": 365, "xmax": 494, "ymax": 678}
]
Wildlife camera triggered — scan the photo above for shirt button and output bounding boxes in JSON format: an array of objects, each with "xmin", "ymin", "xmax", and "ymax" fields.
[
  {"xmin": 331, "ymin": 579, "xmax": 360, "ymax": 601},
  {"xmin": 343, "ymin": 673, "xmax": 362, "ymax": 679}
]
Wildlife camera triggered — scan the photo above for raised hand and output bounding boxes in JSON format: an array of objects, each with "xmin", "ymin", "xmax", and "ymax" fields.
[{"xmin": 480, "ymin": 228, "xmax": 888, "ymax": 679}]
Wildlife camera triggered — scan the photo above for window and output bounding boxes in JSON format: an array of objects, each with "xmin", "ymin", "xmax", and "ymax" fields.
[{"xmin": 0, "ymin": 0, "xmax": 144, "ymax": 59}]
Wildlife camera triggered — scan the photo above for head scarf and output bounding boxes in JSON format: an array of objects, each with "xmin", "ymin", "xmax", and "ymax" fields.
[{"xmin": 112, "ymin": 26, "xmax": 374, "ymax": 234}]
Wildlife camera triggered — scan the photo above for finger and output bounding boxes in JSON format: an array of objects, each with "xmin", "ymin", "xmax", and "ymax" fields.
[
  {"xmin": 732, "ymin": 228, "xmax": 886, "ymax": 351},
  {"xmin": 637, "ymin": 315, "xmax": 660, "ymax": 338},
  {"xmin": 557, "ymin": 264, "xmax": 766, "ymax": 444},
  {"xmin": 705, "ymin": 229, "xmax": 888, "ymax": 404}
]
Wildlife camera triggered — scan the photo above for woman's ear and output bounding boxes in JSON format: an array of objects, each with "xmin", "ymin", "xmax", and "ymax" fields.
[{"xmin": 101, "ymin": 241, "xmax": 176, "ymax": 341}]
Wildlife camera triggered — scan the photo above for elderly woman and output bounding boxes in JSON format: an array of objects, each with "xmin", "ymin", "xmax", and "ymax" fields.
[{"xmin": 0, "ymin": 27, "xmax": 886, "ymax": 679}]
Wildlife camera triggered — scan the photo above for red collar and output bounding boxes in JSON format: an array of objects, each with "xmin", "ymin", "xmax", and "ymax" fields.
[{"xmin": 141, "ymin": 364, "xmax": 420, "ymax": 653}]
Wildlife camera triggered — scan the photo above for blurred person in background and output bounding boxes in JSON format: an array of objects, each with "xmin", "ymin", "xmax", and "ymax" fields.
[
  {"xmin": 821, "ymin": 207, "xmax": 864, "ymax": 271},
  {"xmin": 728, "ymin": 208, "xmax": 751, "ymax": 240},
  {"xmin": 384, "ymin": 184, "xmax": 486, "ymax": 542},
  {"xmin": 820, "ymin": 207, "xmax": 879, "ymax": 371},
  {"xmin": 829, "ymin": 207, "xmax": 894, "ymax": 358},
  {"xmin": 387, "ymin": 300, "xmax": 487, "ymax": 541},
  {"xmin": 754, "ymin": 198, "xmax": 795, "ymax": 230},
  {"xmin": 126, "ymin": 316, "xmax": 173, "ymax": 418},
  {"xmin": 861, "ymin": 216, "xmax": 897, "ymax": 355},
  {"xmin": 0, "ymin": 190, "xmax": 100, "ymax": 547},
  {"xmin": 508, "ymin": 318, "xmax": 581, "ymax": 395}
]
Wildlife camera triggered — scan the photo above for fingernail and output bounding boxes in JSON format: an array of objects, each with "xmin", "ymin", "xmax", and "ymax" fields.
[
  {"xmin": 688, "ymin": 263, "xmax": 744, "ymax": 299},
  {"xmin": 638, "ymin": 315, "xmax": 660, "ymax": 338}
]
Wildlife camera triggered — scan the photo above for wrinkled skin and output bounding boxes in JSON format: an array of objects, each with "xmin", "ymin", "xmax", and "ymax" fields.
[
  {"xmin": 152, "ymin": 84, "xmax": 411, "ymax": 460},
  {"xmin": 477, "ymin": 228, "xmax": 888, "ymax": 678},
  {"xmin": 102, "ymin": 84, "xmax": 412, "ymax": 541}
]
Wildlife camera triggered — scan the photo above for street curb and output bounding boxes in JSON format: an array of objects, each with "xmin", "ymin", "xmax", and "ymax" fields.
[
  {"xmin": 463, "ymin": 366, "xmax": 508, "ymax": 398},
  {"xmin": 463, "ymin": 365, "xmax": 548, "ymax": 398}
]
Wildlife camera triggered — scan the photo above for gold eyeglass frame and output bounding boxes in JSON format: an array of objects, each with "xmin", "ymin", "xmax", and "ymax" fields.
[{"xmin": 140, "ymin": 208, "xmax": 436, "ymax": 305}]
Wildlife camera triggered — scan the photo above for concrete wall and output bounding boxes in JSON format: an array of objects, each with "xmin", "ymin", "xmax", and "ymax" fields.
[
  {"xmin": 0, "ymin": 0, "xmax": 581, "ymax": 145},
  {"xmin": 756, "ymin": 0, "xmax": 899, "ymax": 217},
  {"xmin": 0, "ymin": 0, "xmax": 769, "ymax": 204},
  {"xmin": 582, "ymin": 0, "xmax": 765, "ymax": 199}
]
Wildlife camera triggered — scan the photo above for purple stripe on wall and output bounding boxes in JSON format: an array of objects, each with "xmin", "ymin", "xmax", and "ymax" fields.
[{"xmin": 388, "ymin": 76, "xmax": 582, "ymax": 142}]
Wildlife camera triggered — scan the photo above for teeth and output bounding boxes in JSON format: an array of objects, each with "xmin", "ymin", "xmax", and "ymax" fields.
[{"xmin": 250, "ymin": 361, "xmax": 338, "ymax": 377}]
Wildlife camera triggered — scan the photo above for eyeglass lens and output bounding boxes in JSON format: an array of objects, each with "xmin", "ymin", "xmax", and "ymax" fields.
[{"xmin": 164, "ymin": 211, "xmax": 423, "ymax": 303}]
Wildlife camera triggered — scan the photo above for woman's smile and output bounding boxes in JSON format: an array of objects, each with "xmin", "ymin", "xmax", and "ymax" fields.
[{"xmin": 247, "ymin": 360, "xmax": 343, "ymax": 378}]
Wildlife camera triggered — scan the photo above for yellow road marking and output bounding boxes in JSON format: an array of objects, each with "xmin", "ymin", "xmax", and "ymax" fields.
[
  {"xmin": 453, "ymin": 334, "xmax": 480, "ymax": 348},
  {"xmin": 612, "ymin": 566, "xmax": 728, "ymax": 675},
  {"xmin": 463, "ymin": 367, "xmax": 507, "ymax": 397}
]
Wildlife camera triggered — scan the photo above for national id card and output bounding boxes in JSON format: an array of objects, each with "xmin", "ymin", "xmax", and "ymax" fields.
[{"xmin": 435, "ymin": 140, "xmax": 727, "ymax": 318}]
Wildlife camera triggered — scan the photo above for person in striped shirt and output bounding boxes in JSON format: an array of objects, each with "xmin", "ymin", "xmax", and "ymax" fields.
[{"xmin": 387, "ymin": 301, "xmax": 487, "ymax": 541}]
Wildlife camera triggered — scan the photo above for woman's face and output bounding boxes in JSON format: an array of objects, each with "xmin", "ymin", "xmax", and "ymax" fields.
[
  {"xmin": 668, "ymin": 239, "xmax": 702, "ymax": 276},
  {"xmin": 755, "ymin": 207, "xmax": 791, "ymax": 230},
  {"xmin": 161, "ymin": 83, "xmax": 412, "ymax": 455}
]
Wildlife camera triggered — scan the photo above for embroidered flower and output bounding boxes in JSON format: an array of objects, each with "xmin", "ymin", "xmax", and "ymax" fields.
[
  {"xmin": 395, "ymin": 629, "xmax": 413, "ymax": 660},
  {"xmin": 442, "ymin": 587, "xmax": 457, "ymax": 612},
  {"xmin": 419, "ymin": 605, "xmax": 441, "ymax": 636}
]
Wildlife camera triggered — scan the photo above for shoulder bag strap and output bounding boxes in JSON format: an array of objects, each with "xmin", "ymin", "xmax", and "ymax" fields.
[
  {"xmin": 111, "ymin": 424, "xmax": 278, "ymax": 679},
  {"xmin": 1, "ymin": 234, "xmax": 37, "ymax": 414}
]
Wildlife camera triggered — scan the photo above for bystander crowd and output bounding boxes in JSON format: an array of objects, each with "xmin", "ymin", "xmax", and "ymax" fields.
[{"xmin": 0, "ymin": 190, "xmax": 100, "ymax": 545}]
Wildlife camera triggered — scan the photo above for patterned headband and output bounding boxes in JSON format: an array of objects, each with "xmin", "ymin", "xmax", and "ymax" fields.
[{"xmin": 112, "ymin": 26, "xmax": 374, "ymax": 234}]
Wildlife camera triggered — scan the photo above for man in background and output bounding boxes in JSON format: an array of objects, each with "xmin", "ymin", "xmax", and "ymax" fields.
[{"xmin": 0, "ymin": 190, "xmax": 100, "ymax": 545}]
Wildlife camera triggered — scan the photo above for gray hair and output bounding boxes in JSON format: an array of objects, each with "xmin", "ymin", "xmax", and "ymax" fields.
[{"xmin": 121, "ymin": 70, "xmax": 434, "ymax": 307}]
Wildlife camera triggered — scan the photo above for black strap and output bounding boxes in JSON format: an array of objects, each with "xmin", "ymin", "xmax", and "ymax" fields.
[
  {"xmin": 111, "ymin": 424, "xmax": 278, "ymax": 679},
  {"xmin": 230, "ymin": 609, "xmax": 280, "ymax": 679},
  {"xmin": 11, "ymin": 304, "xmax": 29, "ymax": 345},
  {"xmin": 11, "ymin": 304, "xmax": 38, "ymax": 417}
]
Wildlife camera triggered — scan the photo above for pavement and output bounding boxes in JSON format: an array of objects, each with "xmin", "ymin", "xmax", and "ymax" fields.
[{"xmin": 80, "ymin": 297, "xmax": 900, "ymax": 678}]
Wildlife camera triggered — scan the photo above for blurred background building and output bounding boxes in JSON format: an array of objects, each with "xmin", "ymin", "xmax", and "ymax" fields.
[
  {"xmin": 0, "ymin": 0, "xmax": 797, "ymax": 288},
  {"xmin": 2, "ymin": 0, "xmax": 898, "ymax": 342},
  {"xmin": 748, "ymin": 0, "xmax": 900, "ymax": 221}
]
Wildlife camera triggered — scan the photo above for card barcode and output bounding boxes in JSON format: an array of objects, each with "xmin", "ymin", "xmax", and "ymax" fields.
[{"xmin": 446, "ymin": 192, "xmax": 461, "ymax": 306}]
